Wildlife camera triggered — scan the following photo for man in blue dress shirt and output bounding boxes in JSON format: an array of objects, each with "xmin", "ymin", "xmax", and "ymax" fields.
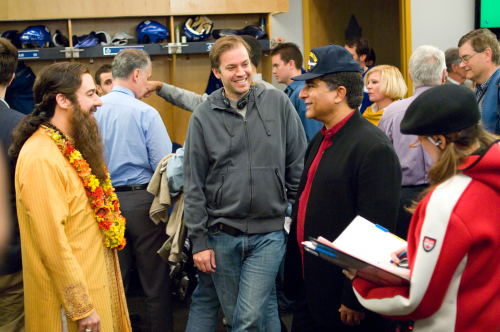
[
  {"xmin": 94, "ymin": 48, "xmax": 173, "ymax": 332},
  {"xmin": 271, "ymin": 43, "xmax": 323, "ymax": 142}
]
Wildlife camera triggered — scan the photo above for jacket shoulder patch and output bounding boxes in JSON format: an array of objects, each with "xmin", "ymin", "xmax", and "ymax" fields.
[{"xmin": 423, "ymin": 237, "xmax": 436, "ymax": 252}]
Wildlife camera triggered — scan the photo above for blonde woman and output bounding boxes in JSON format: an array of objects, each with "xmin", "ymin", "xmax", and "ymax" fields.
[{"xmin": 363, "ymin": 65, "xmax": 407, "ymax": 126}]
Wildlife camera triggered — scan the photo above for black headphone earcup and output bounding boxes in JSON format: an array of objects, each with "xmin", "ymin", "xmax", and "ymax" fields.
[
  {"xmin": 222, "ymin": 87, "xmax": 251, "ymax": 109},
  {"xmin": 237, "ymin": 98, "xmax": 247, "ymax": 110},
  {"xmin": 237, "ymin": 89, "xmax": 252, "ymax": 109}
]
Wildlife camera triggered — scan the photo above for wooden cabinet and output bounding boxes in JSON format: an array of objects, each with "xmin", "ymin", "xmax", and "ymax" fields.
[
  {"xmin": 0, "ymin": 0, "xmax": 168, "ymax": 20},
  {"xmin": 0, "ymin": 0, "xmax": 288, "ymax": 20},
  {"xmin": 1, "ymin": 0, "xmax": 288, "ymax": 143}
]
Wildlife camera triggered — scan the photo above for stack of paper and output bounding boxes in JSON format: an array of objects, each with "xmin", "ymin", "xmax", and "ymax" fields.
[{"xmin": 303, "ymin": 216, "xmax": 410, "ymax": 286}]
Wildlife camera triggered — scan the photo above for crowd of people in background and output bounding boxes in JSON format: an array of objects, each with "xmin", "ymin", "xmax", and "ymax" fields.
[{"xmin": 1, "ymin": 26, "xmax": 500, "ymax": 332}]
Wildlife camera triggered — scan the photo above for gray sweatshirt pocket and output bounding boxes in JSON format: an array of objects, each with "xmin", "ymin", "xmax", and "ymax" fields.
[
  {"xmin": 211, "ymin": 166, "xmax": 287, "ymax": 218},
  {"xmin": 249, "ymin": 166, "xmax": 287, "ymax": 217},
  {"xmin": 212, "ymin": 168, "xmax": 250, "ymax": 217}
]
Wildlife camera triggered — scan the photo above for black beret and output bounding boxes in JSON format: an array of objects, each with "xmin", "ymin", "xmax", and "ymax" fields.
[{"xmin": 400, "ymin": 84, "xmax": 480, "ymax": 136}]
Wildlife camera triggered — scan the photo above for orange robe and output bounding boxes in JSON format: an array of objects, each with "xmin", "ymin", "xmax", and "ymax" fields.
[{"xmin": 15, "ymin": 128, "xmax": 131, "ymax": 331}]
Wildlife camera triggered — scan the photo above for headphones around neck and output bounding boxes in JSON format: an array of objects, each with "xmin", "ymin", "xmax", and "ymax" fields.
[{"xmin": 222, "ymin": 88, "xmax": 251, "ymax": 110}]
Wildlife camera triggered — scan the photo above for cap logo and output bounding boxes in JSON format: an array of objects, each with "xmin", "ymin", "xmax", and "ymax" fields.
[
  {"xmin": 423, "ymin": 237, "xmax": 436, "ymax": 252},
  {"xmin": 308, "ymin": 52, "xmax": 318, "ymax": 71}
]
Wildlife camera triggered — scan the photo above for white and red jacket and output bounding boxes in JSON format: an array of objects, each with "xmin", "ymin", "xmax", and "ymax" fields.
[{"xmin": 352, "ymin": 141, "xmax": 500, "ymax": 332}]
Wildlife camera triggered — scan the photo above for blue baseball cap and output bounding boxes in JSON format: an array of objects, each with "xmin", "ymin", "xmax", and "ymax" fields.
[{"xmin": 292, "ymin": 44, "xmax": 363, "ymax": 81}]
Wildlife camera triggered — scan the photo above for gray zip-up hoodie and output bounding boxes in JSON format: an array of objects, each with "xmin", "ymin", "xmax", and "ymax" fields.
[{"xmin": 184, "ymin": 84, "xmax": 307, "ymax": 254}]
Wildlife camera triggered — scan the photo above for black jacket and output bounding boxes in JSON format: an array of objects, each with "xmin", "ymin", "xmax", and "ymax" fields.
[
  {"xmin": 284, "ymin": 110, "xmax": 402, "ymax": 329},
  {"xmin": 0, "ymin": 100, "xmax": 25, "ymax": 275}
]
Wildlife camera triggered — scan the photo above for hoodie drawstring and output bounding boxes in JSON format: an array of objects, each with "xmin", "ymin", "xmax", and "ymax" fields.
[
  {"xmin": 252, "ymin": 88, "xmax": 271, "ymax": 136},
  {"xmin": 220, "ymin": 87, "xmax": 270, "ymax": 137},
  {"xmin": 222, "ymin": 109, "xmax": 234, "ymax": 137}
]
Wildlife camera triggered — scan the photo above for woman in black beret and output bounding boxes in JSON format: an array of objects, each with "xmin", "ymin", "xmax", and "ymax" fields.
[{"xmin": 345, "ymin": 84, "xmax": 500, "ymax": 331}]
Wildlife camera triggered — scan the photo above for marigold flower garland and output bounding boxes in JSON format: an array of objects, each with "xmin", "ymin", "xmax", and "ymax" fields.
[{"xmin": 42, "ymin": 124, "xmax": 126, "ymax": 250}]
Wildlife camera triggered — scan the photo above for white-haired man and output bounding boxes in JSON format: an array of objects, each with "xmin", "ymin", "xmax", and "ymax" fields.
[
  {"xmin": 94, "ymin": 48, "xmax": 173, "ymax": 331},
  {"xmin": 378, "ymin": 45, "xmax": 445, "ymax": 240}
]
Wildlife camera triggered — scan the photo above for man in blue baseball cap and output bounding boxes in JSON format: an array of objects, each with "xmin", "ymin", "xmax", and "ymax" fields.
[{"xmin": 284, "ymin": 44, "xmax": 402, "ymax": 331}]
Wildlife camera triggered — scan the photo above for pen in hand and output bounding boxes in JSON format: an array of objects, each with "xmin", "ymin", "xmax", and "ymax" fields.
[{"xmin": 391, "ymin": 250, "xmax": 407, "ymax": 267}]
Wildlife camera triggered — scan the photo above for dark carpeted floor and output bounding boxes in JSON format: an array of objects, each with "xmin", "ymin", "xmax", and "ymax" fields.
[{"xmin": 127, "ymin": 268, "xmax": 293, "ymax": 332}]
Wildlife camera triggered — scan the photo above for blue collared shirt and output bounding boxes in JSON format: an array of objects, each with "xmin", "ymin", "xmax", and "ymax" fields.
[
  {"xmin": 359, "ymin": 68, "xmax": 372, "ymax": 114},
  {"xmin": 95, "ymin": 86, "xmax": 172, "ymax": 186},
  {"xmin": 286, "ymin": 80, "xmax": 323, "ymax": 142}
]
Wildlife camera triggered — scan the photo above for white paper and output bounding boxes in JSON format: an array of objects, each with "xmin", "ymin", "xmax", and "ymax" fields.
[{"xmin": 329, "ymin": 216, "xmax": 406, "ymax": 266}]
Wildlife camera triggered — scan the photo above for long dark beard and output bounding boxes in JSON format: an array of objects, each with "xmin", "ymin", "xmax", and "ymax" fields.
[{"xmin": 70, "ymin": 104, "xmax": 108, "ymax": 181}]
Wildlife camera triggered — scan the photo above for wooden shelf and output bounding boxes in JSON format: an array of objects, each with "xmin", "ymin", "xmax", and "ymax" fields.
[
  {"xmin": 18, "ymin": 48, "xmax": 69, "ymax": 61},
  {"xmin": 2, "ymin": 1, "xmax": 286, "ymax": 144},
  {"xmin": 18, "ymin": 40, "xmax": 272, "ymax": 61}
]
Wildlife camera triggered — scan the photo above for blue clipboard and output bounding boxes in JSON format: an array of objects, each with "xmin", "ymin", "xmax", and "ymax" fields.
[{"xmin": 306, "ymin": 237, "xmax": 410, "ymax": 287}]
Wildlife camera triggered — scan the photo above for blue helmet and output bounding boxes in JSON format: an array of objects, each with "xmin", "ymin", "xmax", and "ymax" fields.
[
  {"xmin": 73, "ymin": 31, "xmax": 100, "ymax": 48},
  {"xmin": 183, "ymin": 16, "xmax": 213, "ymax": 42},
  {"xmin": 137, "ymin": 20, "xmax": 169, "ymax": 44},
  {"xmin": 243, "ymin": 25, "xmax": 268, "ymax": 40},
  {"xmin": 19, "ymin": 25, "xmax": 51, "ymax": 48},
  {"xmin": 0, "ymin": 30, "xmax": 21, "ymax": 48}
]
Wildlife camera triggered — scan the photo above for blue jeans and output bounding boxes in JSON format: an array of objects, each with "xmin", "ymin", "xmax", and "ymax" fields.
[
  {"xmin": 209, "ymin": 228, "xmax": 285, "ymax": 332},
  {"xmin": 185, "ymin": 271, "xmax": 280, "ymax": 332},
  {"xmin": 185, "ymin": 271, "xmax": 219, "ymax": 332}
]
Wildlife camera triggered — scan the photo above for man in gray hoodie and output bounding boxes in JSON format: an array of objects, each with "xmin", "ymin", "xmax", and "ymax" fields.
[
  {"xmin": 183, "ymin": 35, "xmax": 306, "ymax": 331},
  {"xmin": 143, "ymin": 34, "xmax": 291, "ymax": 332}
]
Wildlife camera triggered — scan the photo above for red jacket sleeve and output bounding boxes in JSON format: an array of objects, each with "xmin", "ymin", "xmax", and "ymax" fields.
[{"xmin": 352, "ymin": 179, "xmax": 473, "ymax": 321}]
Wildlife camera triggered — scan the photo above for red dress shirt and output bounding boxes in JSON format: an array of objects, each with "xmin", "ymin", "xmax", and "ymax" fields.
[{"xmin": 296, "ymin": 111, "xmax": 355, "ymax": 273}]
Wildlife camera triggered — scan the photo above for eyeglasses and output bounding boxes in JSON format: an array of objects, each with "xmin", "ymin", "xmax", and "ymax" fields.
[
  {"xmin": 458, "ymin": 50, "xmax": 482, "ymax": 64},
  {"xmin": 409, "ymin": 137, "xmax": 422, "ymax": 148},
  {"xmin": 409, "ymin": 136, "xmax": 441, "ymax": 148}
]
